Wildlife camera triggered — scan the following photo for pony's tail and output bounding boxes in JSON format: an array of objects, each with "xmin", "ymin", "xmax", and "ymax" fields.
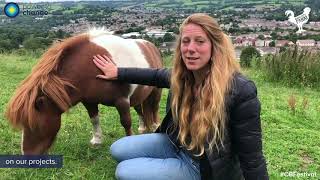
[{"xmin": 141, "ymin": 87, "xmax": 162, "ymax": 131}]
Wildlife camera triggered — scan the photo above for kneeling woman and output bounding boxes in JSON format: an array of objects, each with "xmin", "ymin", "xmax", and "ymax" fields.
[{"xmin": 93, "ymin": 13, "xmax": 269, "ymax": 180}]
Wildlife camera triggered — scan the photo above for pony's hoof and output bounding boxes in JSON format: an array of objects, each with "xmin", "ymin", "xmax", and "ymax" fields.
[{"xmin": 90, "ymin": 138, "xmax": 102, "ymax": 146}]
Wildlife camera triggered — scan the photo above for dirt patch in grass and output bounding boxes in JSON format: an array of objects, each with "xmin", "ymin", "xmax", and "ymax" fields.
[{"xmin": 300, "ymin": 152, "xmax": 314, "ymax": 170}]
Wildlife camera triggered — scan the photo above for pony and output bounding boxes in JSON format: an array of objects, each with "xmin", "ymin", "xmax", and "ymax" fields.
[{"xmin": 5, "ymin": 29, "xmax": 163, "ymax": 155}]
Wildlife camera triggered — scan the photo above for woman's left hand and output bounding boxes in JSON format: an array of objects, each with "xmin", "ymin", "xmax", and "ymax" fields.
[{"xmin": 93, "ymin": 54, "xmax": 118, "ymax": 80}]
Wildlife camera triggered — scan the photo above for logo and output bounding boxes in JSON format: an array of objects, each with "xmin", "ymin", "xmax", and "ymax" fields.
[
  {"xmin": 285, "ymin": 7, "xmax": 311, "ymax": 34},
  {"xmin": 2, "ymin": 3, "xmax": 51, "ymax": 18},
  {"xmin": 4, "ymin": 2, "xmax": 20, "ymax": 18},
  {"xmin": 22, "ymin": 4, "xmax": 49, "ymax": 16}
]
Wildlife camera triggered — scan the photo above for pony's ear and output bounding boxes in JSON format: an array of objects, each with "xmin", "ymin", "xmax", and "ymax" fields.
[{"xmin": 35, "ymin": 96, "xmax": 49, "ymax": 111}]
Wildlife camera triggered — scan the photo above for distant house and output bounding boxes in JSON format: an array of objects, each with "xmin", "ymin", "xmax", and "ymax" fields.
[
  {"xmin": 221, "ymin": 23, "xmax": 232, "ymax": 31},
  {"xmin": 296, "ymin": 39, "xmax": 316, "ymax": 47},
  {"xmin": 275, "ymin": 40, "xmax": 293, "ymax": 47},
  {"xmin": 256, "ymin": 47, "xmax": 278, "ymax": 56},
  {"xmin": 35, "ymin": 17, "xmax": 44, "ymax": 20},
  {"xmin": 277, "ymin": 31, "xmax": 290, "ymax": 36},
  {"xmin": 234, "ymin": 37, "xmax": 244, "ymax": 47},
  {"xmin": 264, "ymin": 34, "xmax": 272, "ymax": 39},
  {"xmin": 242, "ymin": 38, "xmax": 255, "ymax": 46},
  {"xmin": 288, "ymin": 41, "xmax": 295, "ymax": 46},
  {"xmin": 234, "ymin": 36, "xmax": 256, "ymax": 47},
  {"xmin": 264, "ymin": 40, "xmax": 272, "ymax": 47},
  {"xmin": 146, "ymin": 29, "xmax": 172, "ymax": 38},
  {"xmin": 121, "ymin": 32, "xmax": 141, "ymax": 39},
  {"xmin": 255, "ymin": 39, "xmax": 265, "ymax": 47},
  {"xmin": 159, "ymin": 42, "xmax": 176, "ymax": 52}
]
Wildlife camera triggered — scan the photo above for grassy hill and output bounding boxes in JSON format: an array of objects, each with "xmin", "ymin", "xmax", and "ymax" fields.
[
  {"xmin": 0, "ymin": 53, "xmax": 319, "ymax": 179},
  {"xmin": 0, "ymin": 0, "xmax": 306, "ymax": 12}
]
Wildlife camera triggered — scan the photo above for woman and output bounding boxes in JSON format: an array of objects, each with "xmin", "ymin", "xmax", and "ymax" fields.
[{"xmin": 93, "ymin": 13, "xmax": 268, "ymax": 180}]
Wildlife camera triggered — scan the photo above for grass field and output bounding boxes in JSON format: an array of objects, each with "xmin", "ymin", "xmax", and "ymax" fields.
[{"xmin": 0, "ymin": 53, "xmax": 319, "ymax": 179}]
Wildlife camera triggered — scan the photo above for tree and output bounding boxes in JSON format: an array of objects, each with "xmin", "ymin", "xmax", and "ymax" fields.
[
  {"xmin": 0, "ymin": 39, "xmax": 16, "ymax": 51},
  {"xmin": 56, "ymin": 29, "xmax": 66, "ymax": 39},
  {"xmin": 23, "ymin": 37, "xmax": 50, "ymax": 50},
  {"xmin": 258, "ymin": 34, "xmax": 265, "ymax": 40},
  {"xmin": 270, "ymin": 32, "xmax": 277, "ymax": 40},
  {"xmin": 269, "ymin": 41, "xmax": 275, "ymax": 47},
  {"xmin": 168, "ymin": 27, "xmax": 179, "ymax": 34},
  {"xmin": 163, "ymin": 33, "xmax": 175, "ymax": 42},
  {"xmin": 240, "ymin": 46, "xmax": 261, "ymax": 67}
]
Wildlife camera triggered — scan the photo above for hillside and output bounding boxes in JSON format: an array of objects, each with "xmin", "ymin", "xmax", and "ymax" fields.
[
  {"xmin": 0, "ymin": 53, "xmax": 319, "ymax": 179},
  {"xmin": 142, "ymin": 0, "xmax": 306, "ymax": 10}
]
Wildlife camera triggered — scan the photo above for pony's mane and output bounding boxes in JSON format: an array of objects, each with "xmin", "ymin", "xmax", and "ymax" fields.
[
  {"xmin": 88, "ymin": 27, "xmax": 114, "ymax": 38},
  {"xmin": 5, "ymin": 34, "xmax": 89, "ymax": 129}
]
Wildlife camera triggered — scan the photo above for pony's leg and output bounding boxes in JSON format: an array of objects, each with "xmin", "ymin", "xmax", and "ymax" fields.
[
  {"xmin": 115, "ymin": 98, "xmax": 133, "ymax": 136},
  {"xmin": 83, "ymin": 103, "xmax": 103, "ymax": 145},
  {"xmin": 134, "ymin": 105, "xmax": 146, "ymax": 134}
]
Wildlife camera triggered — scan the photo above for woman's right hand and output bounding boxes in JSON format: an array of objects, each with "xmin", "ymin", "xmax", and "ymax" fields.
[{"xmin": 93, "ymin": 54, "xmax": 118, "ymax": 80}]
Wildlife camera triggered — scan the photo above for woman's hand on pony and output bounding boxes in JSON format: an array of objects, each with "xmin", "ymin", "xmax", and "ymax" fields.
[{"xmin": 93, "ymin": 54, "xmax": 118, "ymax": 80}]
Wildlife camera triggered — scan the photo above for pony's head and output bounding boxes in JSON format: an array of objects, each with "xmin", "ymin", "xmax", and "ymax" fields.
[
  {"xmin": 21, "ymin": 95, "xmax": 63, "ymax": 155},
  {"xmin": 5, "ymin": 35, "xmax": 87, "ymax": 154}
]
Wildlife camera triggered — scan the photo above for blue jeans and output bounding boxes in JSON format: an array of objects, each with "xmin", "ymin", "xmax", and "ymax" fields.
[{"xmin": 110, "ymin": 133, "xmax": 200, "ymax": 180}]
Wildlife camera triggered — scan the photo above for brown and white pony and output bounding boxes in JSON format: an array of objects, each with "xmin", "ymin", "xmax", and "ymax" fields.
[{"xmin": 5, "ymin": 29, "xmax": 162, "ymax": 155}]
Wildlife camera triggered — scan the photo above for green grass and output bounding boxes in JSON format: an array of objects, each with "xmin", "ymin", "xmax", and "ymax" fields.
[
  {"xmin": 0, "ymin": 53, "xmax": 319, "ymax": 179},
  {"xmin": 243, "ymin": 68, "xmax": 320, "ymax": 179}
]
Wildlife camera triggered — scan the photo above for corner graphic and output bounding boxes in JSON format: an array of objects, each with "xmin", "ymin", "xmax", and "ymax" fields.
[
  {"xmin": 285, "ymin": 7, "xmax": 311, "ymax": 34},
  {"xmin": 4, "ymin": 2, "xmax": 20, "ymax": 18}
]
